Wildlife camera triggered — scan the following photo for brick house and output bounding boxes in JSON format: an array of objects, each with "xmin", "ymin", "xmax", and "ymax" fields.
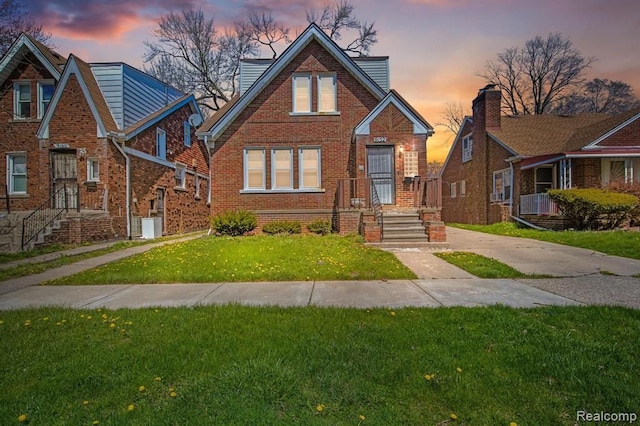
[
  {"xmin": 440, "ymin": 85, "xmax": 640, "ymax": 228},
  {"xmin": 1, "ymin": 34, "xmax": 210, "ymax": 250},
  {"xmin": 197, "ymin": 24, "xmax": 443, "ymax": 242}
]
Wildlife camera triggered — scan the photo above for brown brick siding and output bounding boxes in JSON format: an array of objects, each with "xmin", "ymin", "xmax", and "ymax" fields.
[{"xmin": 598, "ymin": 117, "xmax": 640, "ymax": 147}]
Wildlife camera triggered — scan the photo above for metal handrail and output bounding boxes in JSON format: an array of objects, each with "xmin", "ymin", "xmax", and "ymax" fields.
[
  {"xmin": 369, "ymin": 179, "xmax": 383, "ymax": 233},
  {"xmin": 21, "ymin": 185, "xmax": 68, "ymax": 250}
]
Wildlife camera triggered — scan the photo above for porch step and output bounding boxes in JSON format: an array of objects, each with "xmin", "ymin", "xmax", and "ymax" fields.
[{"xmin": 381, "ymin": 211, "xmax": 428, "ymax": 242}]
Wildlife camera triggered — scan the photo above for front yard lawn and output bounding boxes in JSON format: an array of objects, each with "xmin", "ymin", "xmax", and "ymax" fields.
[
  {"xmin": 46, "ymin": 235, "xmax": 416, "ymax": 285},
  {"xmin": 450, "ymin": 222, "xmax": 640, "ymax": 260},
  {"xmin": 434, "ymin": 251, "xmax": 552, "ymax": 279},
  {"xmin": 1, "ymin": 305, "xmax": 638, "ymax": 424}
]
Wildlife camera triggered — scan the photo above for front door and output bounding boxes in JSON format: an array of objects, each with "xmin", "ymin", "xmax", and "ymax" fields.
[
  {"xmin": 367, "ymin": 146, "xmax": 395, "ymax": 204},
  {"xmin": 50, "ymin": 150, "xmax": 78, "ymax": 209}
]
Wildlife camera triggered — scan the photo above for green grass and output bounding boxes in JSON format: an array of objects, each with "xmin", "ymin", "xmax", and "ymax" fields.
[
  {"xmin": 1, "ymin": 305, "xmax": 638, "ymax": 424},
  {"xmin": 450, "ymin": 222, "xmax": 640, "ymax": 260},
  {"xmin": 45, "ymin": 235, "xmax": 416, "ymax": 285},
  {"xmin": 0, "ymin": 242, "xmax": 75, "ymax": 264},
  {"xmin": 435, "ymin": 251, "xmax": 529, "ymax": 278}
]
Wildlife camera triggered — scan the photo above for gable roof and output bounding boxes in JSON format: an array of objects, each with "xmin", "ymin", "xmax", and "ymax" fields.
[
  {"xmin": 354, "ymin": 89, "xmax": 433, "ymax": 135},
  {"xmin": 0, "ymin": 33, "xmax": 66, "ymax": 85},
  {"xmin": 37, "ymin": 54, "xmax": 118, "ymax": 139},
  {"xmin": 487, "ymin": 113, "xmax": 610, "ymax": 157},
  {"xmin": 197, "ymin": 23, "xmax": 387, "ymax": 142},
  {"xmin": 439, "ymin": 116, "xmax": 472, "ymax": 176},
  {"xmin": 580, "ymin": 106, "xmax": 640, "ymax": 150},
  {"xmin": 123, "ymin": 94, "xmax": 200, "ymax": 140}
]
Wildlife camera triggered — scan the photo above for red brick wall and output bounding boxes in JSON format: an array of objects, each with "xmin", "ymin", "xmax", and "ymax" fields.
[
  {"xmin": 210, "ymin": 40, "xmax": 380, "ymax": 218},
  {"xmin": 0, "ymin": 52, "xmax": 57, "ymax": 210},
  {"xmin": 598, "ymin": 116, "xmax": 640, "ymax": 147}
]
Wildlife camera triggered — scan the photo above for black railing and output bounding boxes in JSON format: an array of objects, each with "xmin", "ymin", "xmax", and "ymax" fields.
[{"xmin": 21, "ymin": 185, "xmax": 68, "ymax": 250}]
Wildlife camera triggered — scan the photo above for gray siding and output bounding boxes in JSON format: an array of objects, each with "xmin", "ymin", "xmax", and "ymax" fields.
[
  {"xmin": 92, "ymin": 64, "xmax": 184, "ymax": 130},
  {"xmin": 353, "ymin": 57, "xmax": 389, "ymax": 93},
  {"xmin": 239, "ymin": 56, "xmax": 389, "ymax": 96},
  {"xmin": 240, "ymin": 60, "xmax": 273, "ymax": 95}
]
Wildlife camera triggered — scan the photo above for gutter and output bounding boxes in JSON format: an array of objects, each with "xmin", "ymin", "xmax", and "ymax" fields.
[{"xmin": 109, "ymin": 133, "xmax": 131, "ymax": 239}]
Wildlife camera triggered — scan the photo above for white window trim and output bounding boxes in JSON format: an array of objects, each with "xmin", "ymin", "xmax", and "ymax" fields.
[
  {"xmin": 317, "ymin": 73, "xmax": 337, "ymax": 113},
  {"xmin": 87, "ymin": 158, "xmax": 100, "ymax": 182},
  {"xmin": 299, "ymin": 147, "xmax": 322, "ymax": 190},
  {"xmin": 602, "ymin": 157, "xmax": 637, "ymax": 185},
  {"xmin": 156, "ymin": 128, "xmax": 167, "ymax": 160},
  {"xmin": 492, "ymin": 168, "xmax": 512, "ymax": 203},
  {"xmin": 450, "ymin": 182, "xmax": 457, "ymax": 198},
  {"xmin": 292, "ymin": 73, "xmax": 312, "ymax": 114},
  {"xmin": 183, "ymin": 121, "xmax": 191, "ymax": 147},
  {"xmin": 37, "ymin": 80, "xmax": 55, "ymax": 119},
  {"xmin": 13, "ymin": 81, "xmax": 31, "ymax": 120},
  {"xmin": 175, "ymin": 163, "xmax": 187, "ymax": 189},
  {"xmin": 462, "ymin": 134, "xmax": 472, "ymax": 163},
  {"xmin": 7, "ymin": 153, "xmax": 27, "ymax": 195},
  {"xmin": 271, "ymin": 148, "xmax": 293, "ymax": 190},
  {"xmin": 244, "ymin": 148, "xmax": 266, "ymax": 190},
  {"xmin": 459, "ymin": 180, "xmax": 466, "ymax": 196}
]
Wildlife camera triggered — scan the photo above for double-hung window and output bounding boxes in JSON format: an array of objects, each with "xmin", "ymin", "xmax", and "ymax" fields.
[
  {"xmin": 156, "ymin": 128, "xmax": 166, "ymax": 160},
  {"xmin": 244, "ymin": 149, "xmax": 265, "ymax": 190},
  {"xmin": 87, "ymin": 158, "xmax": 100, "ymax": 182},
  {"xmin": 462, "ymin": 134, "xmax": 472, "ymax": 162},
  {"xmin": 299, "ymin": 148, "xmax": 321, "ymax": 189},
  {"xmin": 317, "ymin": 74, "xmax": 337, "ymax": 113},
  {"xmin": 38, "ymin": 81, "xmax": 54, "ymax": 119},
  {"xmin": 7, "ymin": 153, "xmax": 27, "ymax": 194},
  {"xmin": 14, "ymin": 82, "xmax": 31, "ymax": 119},
  {"xmin": 492, "ymin": 169, "xmax": 512, "ymax": 203},
  {"xmin": 292, "ymin": 74, "xmax": 311, "ymax": 113},
  {"xmin": 272, "ymin": 149, "xmax": 293, "ymax": 190}
]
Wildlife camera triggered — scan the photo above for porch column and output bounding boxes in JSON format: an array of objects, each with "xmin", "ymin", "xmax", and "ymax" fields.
[{"xmin": 560, "ymin": 159, "xmax": 572, "ymax": 189}]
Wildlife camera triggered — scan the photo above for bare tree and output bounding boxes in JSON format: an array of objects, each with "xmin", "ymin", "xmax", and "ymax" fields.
[
  {"xmin": 0, "ymin": 0, "xmax": 53, "ymax": 56},
  {"xmin": 481, "ymin": 33, "xmax": 594, "ymax": 115},
  {"xmin": 306, "ymin": 0, "xmax": 378, "ymax": 56},
  {"xmin": 143, "ymin": 8, "xmax": 259, "ymax": 114},
  {"xmin": 237, "ymin": 12, "xmax": 290, "ymax": 59},
  {"xmin": 436, "ymin": 101, "xmax": 469, "ymax": 135},
  {"xmin": 552, "ymin": 78, "xmax": 640, "ymax": 114}
]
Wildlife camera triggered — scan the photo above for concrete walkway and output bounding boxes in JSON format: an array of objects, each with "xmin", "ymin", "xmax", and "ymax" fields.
[{"xmin": 0, "ymin": 227, "xmax": 638, "ymax": 310}]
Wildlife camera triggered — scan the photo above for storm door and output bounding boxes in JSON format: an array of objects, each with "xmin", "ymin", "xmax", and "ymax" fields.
[
  {"xmin": 366, "ymin": 146, "xmax": 395, "ymax": 204},
  {"xmin": 50, "ymin": 150, "xmax": 78, "ymax": 209}
]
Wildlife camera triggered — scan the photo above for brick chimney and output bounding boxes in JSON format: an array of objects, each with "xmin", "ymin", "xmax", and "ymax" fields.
[{"xmin": 472, "ymin": 84, "xmax": 501, "ymax": 130}]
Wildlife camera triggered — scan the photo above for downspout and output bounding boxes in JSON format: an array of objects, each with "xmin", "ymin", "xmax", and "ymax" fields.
[
  {"xmin": 509, "ymin": 160, "xmax": 515, "ymax": 218},
  {"xmin": 109, "ymin": 133, "xmax": 131, "ymax": 239}
]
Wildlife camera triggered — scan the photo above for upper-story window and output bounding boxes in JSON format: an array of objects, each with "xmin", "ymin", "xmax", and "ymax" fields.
[
  {"xmin": 183, "ymin": 121, "xmax": 191, "ymax": 147},
  {"xmin": 462, "ymin": 134, "xmax": 472, "ymax": 163},
  {"xmin": 292, "ymin": 74, "xmax": 311, "ymax": 113},
  {"xmin": 13, "ymin": 82, "xmax": 31, "ymax": 119},
  {"xmin": 156, "ymin": 128, "xmax": 167, "ymax": 160},
  {"xmin": 38, "ymin": 81, "xmax": 55, "ymax": 119},
  {"xmin": 317, "ymin": 74, "xmax": 337, "ymax": 112}
]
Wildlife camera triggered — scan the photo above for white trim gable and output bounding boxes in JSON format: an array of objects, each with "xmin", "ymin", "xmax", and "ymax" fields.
[
  {"xmin": 37, "ymin": 56, "xmax": 109, "ymax": 139},
  {"xmin": 0, "ymin": 34, "xmax": 62, "ymax": 86},
  {"xmin": 199, "ymin": 23, "xmax": 387, "ymax": 144},
  {"xmin": 583, "ymin": 111, "xmax": 640, "ymax": 150},
  {"xmin": 124, "ymin": 96, "xmax": 201, "ymax": 140},
  {"xmin": 354, "ymin": 91, "xmax": 433, "ymax": 136},
  {"xmin": 440, "ymin": 116, "xmax": 472, "ymax": 177}
]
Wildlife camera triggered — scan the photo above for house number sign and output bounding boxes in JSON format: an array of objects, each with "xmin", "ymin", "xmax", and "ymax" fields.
[{"xmin": 373, "ymin": 136, "xmax": 387, "ymax": 143}]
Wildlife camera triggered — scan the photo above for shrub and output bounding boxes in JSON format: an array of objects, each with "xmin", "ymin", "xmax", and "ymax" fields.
[
  {"xmin": 606, "ymin": 181, "xmax": 640, "ymax": 226},
  {"xmin": 306, "ymin": 219, "xmax": 333, "ymax": 235},
  {"xmin": 548, "ymin": 188, "xmax": 639, "ymax": 230},
  {"xmin": 210, "ymin": 210, "xmax": 257, "ymax": 236},
  {"xmin": 262, "ymin": 220, "xmax": 302, "ymax": 235}
]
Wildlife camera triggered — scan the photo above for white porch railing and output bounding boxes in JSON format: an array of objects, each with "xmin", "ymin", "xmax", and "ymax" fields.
[{"xmin": 520, "ymin": 193, "xmax": 559, "ymax": 216}]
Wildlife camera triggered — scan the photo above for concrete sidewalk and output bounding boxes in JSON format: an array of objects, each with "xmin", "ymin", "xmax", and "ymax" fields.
[{"xmin": 0, "ymin": 227, "xmax": 638, "ymax": 310}]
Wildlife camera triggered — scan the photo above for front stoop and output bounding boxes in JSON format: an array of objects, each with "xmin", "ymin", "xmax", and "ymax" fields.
[{"xmin": 382, "ymin": 211, "xmax": 429, "ymax": 243}]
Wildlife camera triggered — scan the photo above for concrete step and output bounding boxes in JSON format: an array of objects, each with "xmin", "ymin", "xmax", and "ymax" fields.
[{"xmin": 382, "ymin": 232, "xmax": 429, "ymax": 242}]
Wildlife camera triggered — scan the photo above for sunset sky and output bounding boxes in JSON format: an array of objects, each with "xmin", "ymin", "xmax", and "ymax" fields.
[{"xmin": 23, "ymin": 0, "xmax": 640, "ymax": 161}]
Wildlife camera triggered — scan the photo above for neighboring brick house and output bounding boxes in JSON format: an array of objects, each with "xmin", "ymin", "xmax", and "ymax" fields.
[
  {"xmin": 1, "ymin": 33, "xmax": 209, "ymax": 250},
  {"xmin": 440, "ymin": 85, "xmax": 640, "ymax": 228},
  {"xmin": 197, "ymin": 24, "xmax": 441, "ymax": 242}
]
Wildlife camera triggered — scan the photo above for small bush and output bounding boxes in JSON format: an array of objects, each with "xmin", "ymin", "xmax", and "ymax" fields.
[
  {"xmin": 210, "ymin": 210, "xmax": 257, "ymax": 236},
  {"xmin": 607, "ymin": 181, "xmax": 640, "ymax": 226},
  {"xmin": 548, "ymin": 188, "xmax": 639, "ymax": 230},
  {"xmin": 307, "ymin": 219, "xmax": 333, "ymax": 235},
  {"xmin": 262, "ymin": 220, "xmax": 302, "ymax": 235}
]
